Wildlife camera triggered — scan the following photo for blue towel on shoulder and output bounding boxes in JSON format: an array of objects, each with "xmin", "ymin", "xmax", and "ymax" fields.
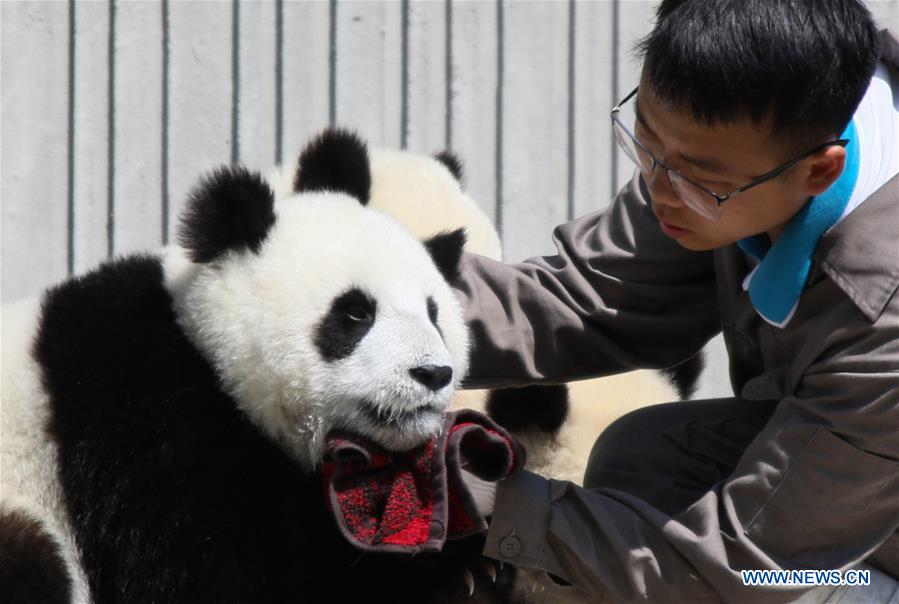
[{"xmin": 738, "ymin": 119, "xmax": 860, "ymax": 328}]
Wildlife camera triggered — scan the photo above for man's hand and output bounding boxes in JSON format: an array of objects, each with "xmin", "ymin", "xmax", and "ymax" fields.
[{"xmin": 460, "ymin": 468, "xmax": 498, "ymax": 517}]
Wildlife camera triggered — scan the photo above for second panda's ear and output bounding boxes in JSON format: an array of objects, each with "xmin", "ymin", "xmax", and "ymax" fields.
[
  {"xmin": 293, "ymin": 128, "xmax": 371, "ymax": 205},
  {"xmin": 433, "ymin": 150, "xmax": 464, "ymax": 185},
  {"xmin": 178, "ymin": 166, "xmax": 276, "ymax": 263},
  {"xmin": 423, "ymin": 228, "xmax": 467, "ymax": 283}
]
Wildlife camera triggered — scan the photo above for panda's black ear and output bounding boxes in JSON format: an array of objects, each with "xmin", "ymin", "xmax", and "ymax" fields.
[
  {"xmin": 293, "ymin": 128, "xmax": 371, "ymax": 205},
  {"xmin": 423, "ymin": 228, "xmax": 467, "ymax": 283},
  {"xmin": 178, "ymin": 165, "xmax": 276, "ymax": 263},
  {"xmin": 433, "ymin": 150, "xmax": 464, "ymax": 185}
]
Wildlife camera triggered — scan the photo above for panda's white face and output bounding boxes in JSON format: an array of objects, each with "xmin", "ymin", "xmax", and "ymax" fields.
[{"xmin": 166, "ymin": 192, "xmax": 470, "ymax": 471}]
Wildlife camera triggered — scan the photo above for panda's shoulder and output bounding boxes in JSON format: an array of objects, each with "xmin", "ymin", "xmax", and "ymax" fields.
[
  {"xmin": 39, "ymin": 253, "xmax": 168, "ymax": 326},
  {"xmin": 34, "ymin": 253, "xmax": 190, "ymax": 387}
]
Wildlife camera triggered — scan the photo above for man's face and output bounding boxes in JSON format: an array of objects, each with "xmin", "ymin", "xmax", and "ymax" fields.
[{"xmin": 634, "ymin": 81, "xmax": 843, "ymax": 252}]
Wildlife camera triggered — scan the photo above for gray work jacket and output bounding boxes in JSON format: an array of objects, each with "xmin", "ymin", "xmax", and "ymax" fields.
[{"xmin": 451, "ymin": 34, "xmax": 899, "ymax": 603}]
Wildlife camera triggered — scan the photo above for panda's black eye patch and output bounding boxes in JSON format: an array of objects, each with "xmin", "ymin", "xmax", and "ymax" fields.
[{"xmin": 314, "ymin": 288, "xmax": 377, "ymax": 362}]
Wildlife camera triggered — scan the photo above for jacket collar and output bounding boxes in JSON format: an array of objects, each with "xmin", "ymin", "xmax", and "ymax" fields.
[
  {"xmin": 740, "ymin": 120, "xmax": 860, "ymax": 327},
  {"xmin": 810, "ymin": 30, "xmax": 899, "ymax": 323},
  {"xmin": 814, "ymin": 172, "xmax": 899, "ymax": 322}
]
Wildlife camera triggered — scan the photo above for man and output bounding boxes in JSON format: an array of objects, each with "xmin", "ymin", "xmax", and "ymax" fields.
[{"xmin": 454, "ymin": 0, "xmax": 899, "ymax": 601}]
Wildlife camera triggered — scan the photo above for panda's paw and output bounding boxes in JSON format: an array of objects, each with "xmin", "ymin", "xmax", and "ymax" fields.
[
  {"xmin": 457, "ymin": 558, "xmax": 506, "ymax": 596},
  {"xmin": 404, "ymin": 533, "xmax": 517, "ymax": 602},
  {"xmin": 436, "ymin": 557, "xmax": 516, "ymax": 602}
]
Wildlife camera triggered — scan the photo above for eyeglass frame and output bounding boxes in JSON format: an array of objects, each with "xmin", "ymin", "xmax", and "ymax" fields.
[{"xmin": 610, "ymin": 86, "xmax": 849, "ymax": 210}]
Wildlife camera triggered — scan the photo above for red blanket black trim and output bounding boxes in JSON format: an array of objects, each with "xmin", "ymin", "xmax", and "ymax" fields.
[{"xmin": 322, "ymin": 409, "xmax": 526, "ymax": 553}]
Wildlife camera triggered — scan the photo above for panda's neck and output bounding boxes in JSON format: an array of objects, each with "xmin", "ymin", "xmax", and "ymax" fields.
[{"xmin": 163, "ymin": 245, "xmax": 324, "ymax": 472}]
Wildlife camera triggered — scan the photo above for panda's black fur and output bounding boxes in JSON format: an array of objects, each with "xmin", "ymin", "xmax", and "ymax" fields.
[
  {"xmin": 34, "ymin": 253, "xmax": 510, "ymax": 603},
  {"xmin": 485, "ymin": 384, "xmax": 571, "ymax": 436},
  {"xmin": 423, "ymin": 228, "xmax": 468, "ymax": 284},
  {"xmin": 314, "ymin": 287, "xmax": 380, "ymax": 362},
  {"xmin": 433, "ymin": 151, "xmax": 465, "ymax": 184},
  {"xmin": 293, "ymin": 128, "xmax": 372, "ymax": 204},
  {"xmin": 16, "ymin": 129, "xmax": 519, "ymax": 603},
  {"xmin": 178, "ymin": 166, "xmax": 276, "ymax": 263},
  {"xmin": 660, "ymin": 351, "xmax": 705, "ymax": 400},
  {"xmin": 0, "ymin": 508, "xmax": 72, "ymax": 604}
]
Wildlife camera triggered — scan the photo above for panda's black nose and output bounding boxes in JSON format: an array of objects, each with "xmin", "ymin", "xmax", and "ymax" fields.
[{"xmin": 409, "ymin": 364, "xmax": 453, "ymax": 391}]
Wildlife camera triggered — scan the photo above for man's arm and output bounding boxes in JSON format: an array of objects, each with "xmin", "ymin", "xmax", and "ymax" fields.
[
  {"xmin": 481, "ymin": 291, "xmax": 899, "ymax": 602},
  {"xmin": 452, "ymin": 172, "xmax": 720, "ymax": 390}
]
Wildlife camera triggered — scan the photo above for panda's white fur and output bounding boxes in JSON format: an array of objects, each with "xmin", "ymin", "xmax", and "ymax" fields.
[
  {"xmin": 0, "ymin": 298, "xmax": 91, "ymax": 604},
  {"xmin": 163, "ymin": 191, "xmax": 469, "ymax": 469}
]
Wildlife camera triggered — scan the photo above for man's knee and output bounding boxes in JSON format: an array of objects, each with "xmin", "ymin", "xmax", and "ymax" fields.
[
  {"xmin": 583, "ymin": 398, "xmax": 778, "ymax": 492},
  {"xmin": 584, "ymin": 402, "xmax": 676, "ymax": 480}
]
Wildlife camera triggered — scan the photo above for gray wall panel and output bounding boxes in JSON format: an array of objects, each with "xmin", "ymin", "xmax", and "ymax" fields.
[
  {"xmin": 1, "ymin": 1, "xmax": 70, "ymax": 303},
  {"xmin": 405, "ymin": 0, "xmax": 448, "ymax": 154},
  {"xmin": 613, "ymin": 0, "xmax": 653, "ymax": 195},
  {"xmin": 334, "ymin": 0, "xmax": 403, "ymax": 148},
  {"xmin": 71, "ymin": 0, "xmax": 110, "ymax": 269},
  {"xmin": 279, "ymin": 0, "xmax": 331, "ymax": 166},
  {"xmin": 448, "ymin": 0, "xmax": 499, "ymax": 226},
  {"xmin": 166, "ymin": 1, "xmax": 233, "ymax": 235},
  {"xmin": 237, "ymin": 0, "xmax": 278, "ymax": 173},
  {"xmin": 501, "ymin": 0, "xmax": 570, "ymax": 263},
  {"xmin": 113, "ymin": 0, "xmax": 165, "ymax": 257},
  {"xmin": 869, "ymin": 0, "xmax": 899, "ymax": 26},
  {"xmin": 572, "ymin": 0, "xmax": 615, "ymax": 219}
]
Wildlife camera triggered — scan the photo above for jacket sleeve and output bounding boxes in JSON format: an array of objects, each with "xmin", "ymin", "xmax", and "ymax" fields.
[
  {"xmin": 451, "ymin": 171, "xmax": 720, "ymax": 390},
  {"xmin": 481, "ymin": 290, "xmax": 899, "ymax": 603}
]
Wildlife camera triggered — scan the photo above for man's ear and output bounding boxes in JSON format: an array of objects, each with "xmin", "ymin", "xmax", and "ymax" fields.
[{"xmin": 804, "ymin": 144, "xmax": 847, "ymax": 197}]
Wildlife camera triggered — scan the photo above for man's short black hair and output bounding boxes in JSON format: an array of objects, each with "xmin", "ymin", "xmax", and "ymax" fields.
[{"xmin": 638, "ymin": 0, "xmax": 880, "ymax": 148}]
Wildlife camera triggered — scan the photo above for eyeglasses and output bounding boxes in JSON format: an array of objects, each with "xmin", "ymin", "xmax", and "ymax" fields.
[{"xmin": 611, "ymin": 87, "xmax": 849, "ymax": 221}]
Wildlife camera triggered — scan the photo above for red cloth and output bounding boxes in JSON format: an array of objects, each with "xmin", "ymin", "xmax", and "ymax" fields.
[{"xmin": 322, "ymin": 409, "xmax": 526, "ymax": 554}]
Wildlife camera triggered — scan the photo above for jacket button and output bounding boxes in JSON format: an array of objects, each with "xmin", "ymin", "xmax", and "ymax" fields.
[{"xmin": 499, "ymin": 535, "xmax": 521, "ymax": 558}]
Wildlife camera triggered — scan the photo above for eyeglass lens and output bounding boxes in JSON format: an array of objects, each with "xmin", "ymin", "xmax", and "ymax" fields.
[
  {"xmin": 613, "ymin": 121, "xmax": 653, "ymax": 172},
  {"xmin": 612, "ymin": 119, "xmax": 721, "ymax": 221},
  {"xmin": 667, "ymin": 171, "xmax": 720, "ymax": 221}
]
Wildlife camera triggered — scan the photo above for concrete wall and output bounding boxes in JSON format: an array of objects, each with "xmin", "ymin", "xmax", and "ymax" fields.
[{"xmin": 3, "ymin": 0, "xmax": 897, "ymax": 399}]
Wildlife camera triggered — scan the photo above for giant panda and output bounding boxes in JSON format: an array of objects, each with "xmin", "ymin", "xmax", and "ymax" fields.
[
  {"xmin": 0, "ymin": 129, "xmax": 520, "ymax": 604},
  {"xmin": 270, "ymin": 144, "xmax": 704, "ymax": 603}
]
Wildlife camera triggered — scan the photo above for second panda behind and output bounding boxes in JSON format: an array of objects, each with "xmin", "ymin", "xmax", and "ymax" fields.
[{"xmin": 5, "ymin": 130, "xmax": 515, "ymax": 603}]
